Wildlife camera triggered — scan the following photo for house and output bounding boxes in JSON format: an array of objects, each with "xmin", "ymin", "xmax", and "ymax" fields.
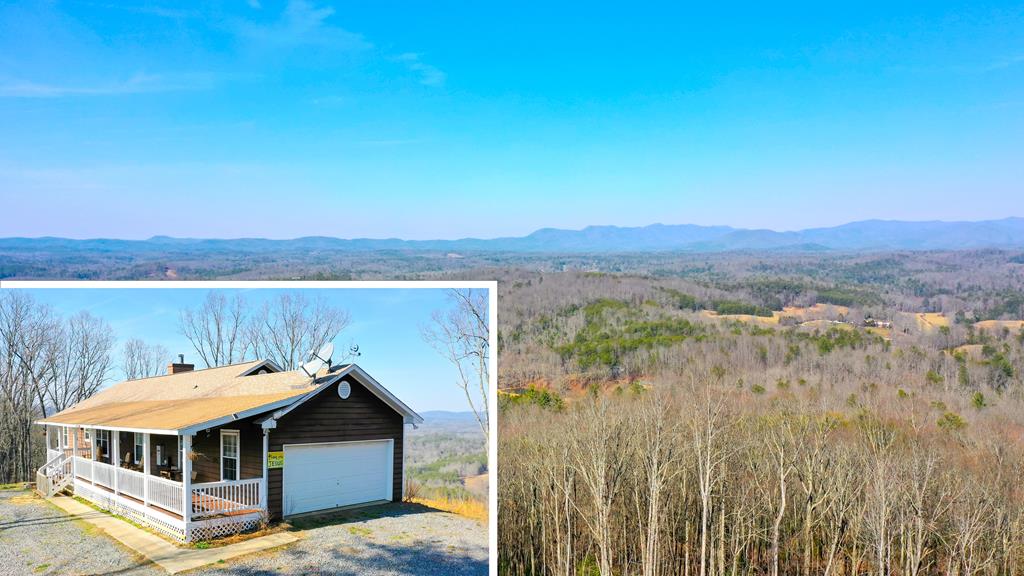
[{"xmin": 35, "ymin": 358, "xmax": 422, "ymax": 542}]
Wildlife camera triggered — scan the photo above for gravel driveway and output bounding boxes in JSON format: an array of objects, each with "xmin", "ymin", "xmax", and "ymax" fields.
[{"xmin": 0, "ymin": 488, "xmax": 488, "ymax": 575}]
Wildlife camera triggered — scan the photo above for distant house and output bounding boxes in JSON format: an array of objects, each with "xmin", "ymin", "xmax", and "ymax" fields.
[{"xmin": 36, "ymin": 359, "xmax": 422, "ymax": 542}]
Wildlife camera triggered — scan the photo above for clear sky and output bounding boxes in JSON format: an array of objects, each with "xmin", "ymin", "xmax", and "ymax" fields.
[
  {"xmin": 1, "ymin": 1, "xmax": 1022, "ymax": 238},
  {"xmin": 14, "ymin": 286, "xmax": 484, "ymax": 413}
]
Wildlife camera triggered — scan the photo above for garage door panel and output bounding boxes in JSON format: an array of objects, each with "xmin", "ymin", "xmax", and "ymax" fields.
[{"xmin": 283, "ymin": 440, "xmax": 392, "ymax": 516}]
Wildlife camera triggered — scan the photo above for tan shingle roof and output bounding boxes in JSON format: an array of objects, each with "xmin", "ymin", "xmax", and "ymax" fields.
[{"xmin": 39, "ymin": 360, "xmax": 347, "ymax": 432}]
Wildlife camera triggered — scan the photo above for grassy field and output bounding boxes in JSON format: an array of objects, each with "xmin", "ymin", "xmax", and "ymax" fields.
[
  {"xmin": 975, "ymin": 319, "xmax": 1024, "ymax": 331},
  {"xmin": 916, "ymin": 312, "xmax": 951, "ymax": 331}
]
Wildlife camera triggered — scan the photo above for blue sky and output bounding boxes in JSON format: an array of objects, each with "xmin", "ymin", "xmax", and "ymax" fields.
[
  {"xmin": 15, "ymin": 286, "xmax": 484, "ymax": 413},
  {"xmin": 1, "ymin": 1, "xmax": 1022, "ymax": 238}
]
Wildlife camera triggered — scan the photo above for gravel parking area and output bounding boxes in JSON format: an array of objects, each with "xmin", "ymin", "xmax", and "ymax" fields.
[
  {"xmin": 0, "ymin": 488, "xmax": 488, "ymax": 575},
  {"xmin": 0, "ymin": 487, "xmax": 160, "ymax": 576}
]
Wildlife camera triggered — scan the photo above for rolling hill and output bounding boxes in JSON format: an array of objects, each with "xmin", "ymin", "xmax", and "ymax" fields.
[{"xmin": 2, "ymin": 217, "xmax": 1023, "ymax": 254}]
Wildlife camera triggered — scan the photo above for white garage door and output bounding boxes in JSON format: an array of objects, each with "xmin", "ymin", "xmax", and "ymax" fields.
[{"xmin": 283, "ymin": 439, "xmax": 394, "ymax": 516}]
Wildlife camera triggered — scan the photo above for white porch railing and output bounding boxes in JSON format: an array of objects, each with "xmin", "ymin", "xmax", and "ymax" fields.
[
  {"xmin": 190, "ymin": 479, "xmax": 263, "ymax": 519},
  {"xmin": 36, "ymin": 451, "xmax": 73, "ymax": 497},
  {"xmin": 74, "ymin": 456, "xmax": 93, "ymax": 481},
  {"xmin": 71, "ymin": 458, "xmax": 185, "ymax": 515},
  {"xmin": 149, "ymin": 475, "xmax": 184, "ymax": 515},
  {"xmin": 93, "ymin": 461, "xmax": 115, "ymax": 489},
  {"xmin": 116, "ymin": 467, "xmax": 146, "ymax": 500}
]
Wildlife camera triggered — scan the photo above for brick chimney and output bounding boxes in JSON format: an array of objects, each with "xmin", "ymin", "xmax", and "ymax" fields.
[{"xmin": 167, "ymin": 353, "xmax": 194, "ymax": 375}]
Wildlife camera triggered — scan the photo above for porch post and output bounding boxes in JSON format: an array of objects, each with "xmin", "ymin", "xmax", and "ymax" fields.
[
  {"xmin": 89, "ymin": 428, "xmax": 96, "ymax": 485},
  {"xmin": 182, "ymin": 434, "xmax": 192, "ymax": 528},
  {"xmin": 45, "ymin": 426, "xmax": 51, "ymax": 455},
  {"xmin": 261, "ymin": 429, "xmax": 269, "ymax": 510},
  {"xmin": 143, "ymin": 433, "xmax": 150, "ymax": 507},
  {"xmin": 71, "ymin": 427, "xmax": 78, "ymax": 480},
  {"xmin": 112, "ymin": 431, "xmax": 120, "ymax": 496}
]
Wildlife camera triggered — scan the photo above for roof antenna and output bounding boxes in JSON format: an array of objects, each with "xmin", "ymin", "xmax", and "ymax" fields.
[
  {"xmin": 299, "ymin": 342, "xmax": 334, "ymax": 378},
  {"xmin": 178, "ymin": 353, "xmax": 185, "ymax": 364}
]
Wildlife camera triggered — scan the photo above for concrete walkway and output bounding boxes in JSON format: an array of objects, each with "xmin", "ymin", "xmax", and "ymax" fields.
[{"xmin": 48, "ymin": 495, "xmax": 299, "ymax": 574}]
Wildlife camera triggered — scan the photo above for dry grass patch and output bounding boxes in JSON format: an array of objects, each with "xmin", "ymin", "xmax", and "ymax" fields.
[
  {"xmin": 701, "ymin": 310, "xmax": 780, "ymax": 325},
  {"xmin": 974, "ymin": 319, "xmax": 1024, "ymax": 331},
  {"xmin": 916, "ymin": 312, "xmax": 950, "ymax": 331},
  {"xmin": 8, "ymin": 492, "xmax": 39, "ymax": 505},
  {"xmin": 409, "ymin": 496, "xmax": 487, "ymax": 523},
  {"xmin": 781, "ymin": 303, "xmax": 850, "ymax": 320},
  {"xmin": 865, "ymin": 326, "xmax": 892, "ymax": 339}
]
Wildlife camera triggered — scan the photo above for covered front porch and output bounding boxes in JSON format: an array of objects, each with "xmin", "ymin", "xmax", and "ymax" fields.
[{"xmin": 40, "ymin": 424, "xmax": 266, "ymax": 542}]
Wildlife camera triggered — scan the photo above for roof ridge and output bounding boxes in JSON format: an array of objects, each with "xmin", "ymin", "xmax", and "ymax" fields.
[{"xmin": 115, "ymin": 358, "xmax": 265, "ymax": 384}]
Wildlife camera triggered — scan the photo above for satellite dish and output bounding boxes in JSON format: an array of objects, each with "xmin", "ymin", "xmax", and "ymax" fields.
[{"xmin": 299, "ymin": 342, "xmax": 334, "ymax": 377}]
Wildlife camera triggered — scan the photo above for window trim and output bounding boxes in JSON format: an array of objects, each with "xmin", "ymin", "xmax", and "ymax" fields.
[
  {"xmin": 220, "ymin": 429, "xmax": 240, "ymax": 482},
  {"xmin": 133, "ymin": 433, "xmax": 144, "ymax": 465},
  {"xmin": 95, "ymin": 429, "xmax": 110, "ymax": 461}
]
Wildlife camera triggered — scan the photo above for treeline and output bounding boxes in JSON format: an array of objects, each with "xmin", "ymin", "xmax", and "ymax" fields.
[
  {"xmin": 497, "ymin": 269, "xmax": 1024, "ymax": 390},
  {"xmin": 0, "ymin": 292, "xmax": 114, "ymax": 483},
  {"xmin": 406, "ymin": 421, "xmax": 488, "ymax": 502},
  {"xmin": 500, "ymin": 382, "xmax": 1024, "ymax": 576}
]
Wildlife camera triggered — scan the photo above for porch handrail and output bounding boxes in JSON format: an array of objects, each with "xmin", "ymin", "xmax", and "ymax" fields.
[
  {"xmin": 37, "ymin": 451, "xmax": 73, "ymax": 497},
  {"xmin": 74, "ymin": 456, "xmax": 93, "ymax": 482},
  {"xmin": 41, "ymin": 450, "xmax": 64, "ymax": 473},
  {"xmin": 191, "ymin": 478, "xmax": 263, "ymax": 519},
  {"xmin": 148, "ymin": 474, "xmax": 184, "ymax": 515},
  {"xmin": 92, "ymin": 460, "xmax": 115, "ymax": 489},
  {"xmin": 116, "ymin": 465, "xmax": 146, "ymax": 500}
]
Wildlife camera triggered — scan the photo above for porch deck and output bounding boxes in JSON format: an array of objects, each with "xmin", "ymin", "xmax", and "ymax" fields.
[
  {"xmin": 77, "ymin": 476, "xmax": 264, "ymax": 521},
  {"xmin": 41, "ymin": 413, "xmax": 271, "ymax": 543}
]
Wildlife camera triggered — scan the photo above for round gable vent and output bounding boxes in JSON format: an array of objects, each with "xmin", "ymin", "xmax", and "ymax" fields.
[{"xmin": 338, "ymin": 380, "xmax": 352, "ymax": 399}]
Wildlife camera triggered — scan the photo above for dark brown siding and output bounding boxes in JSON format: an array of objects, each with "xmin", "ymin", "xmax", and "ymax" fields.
[
  {"xmin": 148, "ymin": 433, "xmax": 180, "ymax": 470},
  {"xmin": 191, "ymin": 415, "xmax": 264, "ymax": 483},
  {"xmin": 267, "ymin": 376, "xmax": 405, "ymax": 519}
]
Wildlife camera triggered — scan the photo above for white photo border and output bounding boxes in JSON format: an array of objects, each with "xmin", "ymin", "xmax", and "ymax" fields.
[{"xmin": 0, "ymin": 279, "xmax": 499, "ymax": 576}]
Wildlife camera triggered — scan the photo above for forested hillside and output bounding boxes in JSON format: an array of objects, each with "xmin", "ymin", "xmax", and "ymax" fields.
[{"xmin": 497, "ymin": 252, "xmax": 1024, "ymax": 576}]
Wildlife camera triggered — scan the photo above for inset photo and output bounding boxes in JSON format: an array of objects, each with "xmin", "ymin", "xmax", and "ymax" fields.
[{"xmin": 0, "ymin": 281, "xmax": 494, "ymax": 575}]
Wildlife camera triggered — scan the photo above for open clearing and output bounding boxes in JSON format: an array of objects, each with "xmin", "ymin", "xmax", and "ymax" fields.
[
  {"xmin": 701, "ymin": 304, "xmax": 853, "ymax": 329},
  {"xmin": 974, "ymin": 320, "xmax": 1024, "ymax": 332},
  {"xmin": 915, "ymin": 312, "xmax": 951, "ymax": 331}
]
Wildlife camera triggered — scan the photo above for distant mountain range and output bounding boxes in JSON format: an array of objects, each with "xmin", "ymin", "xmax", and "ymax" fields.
[
  {"xmin": 3, "ymin": 218, "xmax": 1024, "ymax": 253},
  {"xmin": 419, "ymin": 410, "xmax": 479, "ymax": 423}
]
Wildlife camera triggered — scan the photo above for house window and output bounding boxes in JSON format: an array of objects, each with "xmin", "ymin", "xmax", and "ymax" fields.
[
  {"xmin": 95, "ymin": 429, "xmax": 110, "ymax": 460},
  {"xmin": 61, "ymin": 427, "xmax": 69, "ymax": 448},
  {"xmin": 220, "ymin": 430, "xmax": 239, "ymax": 481},
  {"xmin": 133, "ymin": 433, "xmax": 144, "ymax": 465}
]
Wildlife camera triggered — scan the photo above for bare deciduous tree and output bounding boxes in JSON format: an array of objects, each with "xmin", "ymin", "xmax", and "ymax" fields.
[
  {"xmin": 39, "ymin": 311, "xmax": 114, "ymax": 416},
  {"xmin": 422, "ymin": 288, "xmax": 490, "ymax": 442},
  {"xmin": 121, "ymin": 338, "xmax": 170, "ymax": 380},
  {"xmin": 178, "ymin": 291, "xmax": 247, "ymax": 368},
  {"xmin": 246, "ymin": 293, "xmax": 351, "ymax": 370},
  {"xmin": 180, "ymin": 291, "xmax": 351, "ymax": 370},
  {"xmin": 0, "ymin": 294, "xmax": 113, "ymax": 483}
]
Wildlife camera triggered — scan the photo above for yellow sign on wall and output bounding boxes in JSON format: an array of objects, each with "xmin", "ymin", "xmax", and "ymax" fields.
[{"xmin": 267, "ymin": 451, "xmax": 284, "ymax": 469}]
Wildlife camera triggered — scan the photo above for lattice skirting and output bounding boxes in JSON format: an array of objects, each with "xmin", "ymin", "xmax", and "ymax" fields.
[
  {"xmin": 74, "ymin": 482, "xmax": 188, "ymax": 542},
  {"xmin": 190, "ymin": 513, "xmax": 264, "ymax": 541},
  {"xmin": 72, "ymin": 482, "xmax": 263, "ymax": 543}
]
